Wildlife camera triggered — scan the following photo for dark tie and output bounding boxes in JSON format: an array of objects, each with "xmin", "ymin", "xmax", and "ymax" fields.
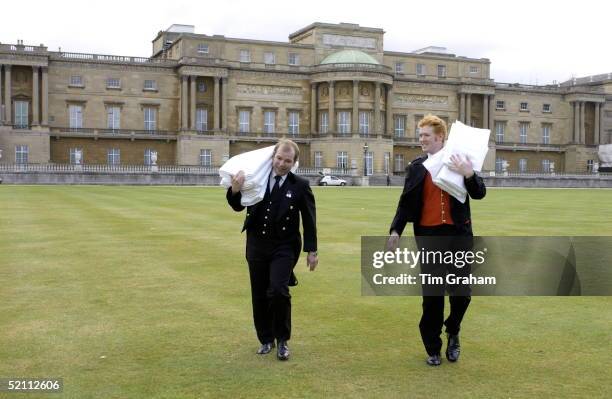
[{"xmin": 271, "ymin": 175, "xmax": 281, "ymax": 195}]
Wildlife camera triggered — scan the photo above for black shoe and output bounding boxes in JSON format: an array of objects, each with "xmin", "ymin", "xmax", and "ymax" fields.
[
  {"xmin": 445, "ymin": 334, "xmax": 460, "ymax": 362},
  {"xmin": 256, "ymin": 342, "xmax": 275, "ymax": 355},
  {"xmin": 426, "ymin": 354, "xmax": 441, "ymax": 366},
  {"xmin": 277, "ymin": 340, "xmax": 290, "ymax": 361}
]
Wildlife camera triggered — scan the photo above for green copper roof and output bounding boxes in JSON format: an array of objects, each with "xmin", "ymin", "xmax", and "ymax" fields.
[{"xmin": 320, "ymin": 50, "xmax": 380, "ymax": 65}]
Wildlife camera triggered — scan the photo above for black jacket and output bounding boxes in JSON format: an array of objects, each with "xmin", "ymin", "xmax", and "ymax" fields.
[
  {"xmin": 390, "ymin": 155, "xmax": 486, "ymax": 236},
  {"xmin": 227, "ymin": 172, "xmax": 317, "ymax": 252}
]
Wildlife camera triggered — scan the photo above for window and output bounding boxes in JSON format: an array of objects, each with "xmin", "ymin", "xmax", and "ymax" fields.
[
  {"xmin": 264, "ymin": 52, "xmax": 276, "ymax": 65},
  {"xmin": 394, "ymin": 115, "xmax": 406, "ymax": 137},
  {"xmin": 384, "ymin": 152, "xmax": 390, "ymax": 175},
  {"xmin": 543, "ymin": 103, "xmax": 551, "ymax": 113},
  {"xmin": 519, "ymin": 158, "xmax": 528, "ymax": 173},
  {"xmin": 314, "ymin": 151, "xmax": 322, "ymax": 168},
  {"xmin": 319, "ymin": 111, "xmax": 329, "ymax": 134},
  {"xmin": 437, "ymin": 64, "xmax": 447, "ymax": 78},
  {"xmin": 414, "ymin": 114, "xmax": 424, "ymax": 138},
  {"xmin": 264, "ymin": 110, "xmax": 275, "ymax": 134},
  {"xmin": 542, "ymin": 123, "xmax": 551, "ymax": 144},
  {"xmin": 70, "ymin": 148, "xmax": 83, "ymax": 165},
  {"xmin": 337, "ymin": 111, "xmax": 351, "ymax": 134},
  {"xmin": 520, "ymin": 102, "xmax": 529, "ymax": 111},
  {"xmin": 395, "ymin": 62, "xmax": 403, "ymax": 73},
  {"xmin": 239, "ymin": 49, "xmax": 251, "ymax": 63},
  {"xmin": 288, "ymin": 53, "xmax": 299, "ymax": 66},
  {"xmin": 196, "ymin": 108, "xmax": 208, "ymax": 132},
  {"xmin": 542, "ymin": 159, "xmax": 551, "ymax": 173},
  {"xmin": 197, "ymin": 43, "xmax": 209, "ymax": 54},
  {"xmin": 107, "ymin": 148, "xmax": 120, "ymax": 165},
  {"xmin": 144, "ymin": 80, "xmax": 157, "ymax": 90},
  {"xmin": 495, "ymin": 157, "xmax": 504, "ymax": 173},
  {"xmin": 107, "ymin": 106, "xmax": 120, "ymax": 130},
  {"xmin": 288, "ymin": 111, "xmax": 300, "ymax": 136},
  {"xmin": 336, "ymin": 151, "xmax": 348, "ymax": 169},
  {"xmin": 200, "ymin": 149, "xmax": 212, "ymax": 167},
  {"xmin": 359, "ymin": 111, "xmax": 370, "ymax": 135},
  {"xmin": 587, "ymin": 159, "xmax": 594, "ymax": 172},
  {"xmin": 365, "ymin": 151, "xmax": 373, "ymax": 176},
  {"xmin": 15, "ymin": 145, "xmax": 28, "ymax": 164},
  {"xmin": 69, "ymin": 75, "xmax": 83, "ymax": 86},
  {"xmin": 519, "ymin": 122, "xmax": 529, "ymax": 144},
  {"xmin": 106, "ymin": 78, "xmax": 120, "ymax": 89},
  {"xmin": 144, "ymin": 149, "xmax": 154, "ymax": 166},
  {"xmin": 238, "ymin": 110, "xmax": 250, "ymax": 133},
  {"xmin": 198, "ymin": 82, "xmax": 207, "ymax": 93},
  {"xmin": 69, "ymin": 105, "xmax": 83, "ymax": 129},
  {"xmin": 394, "ymin": 154, "xmax": 404, "ymax": 172},
  {"xmin": 14, "ymin": 101, "xmax": 29, "ymax": 128},
  {"xmin": 496, "ymin": 100, "xmax": 505, "ymax": 110},
  {"xmin": 469, "ymin": 66, "xmax": 479, "ymax": 74},
  {"xmin": 416, "ymin": 63, "xmax": 426, "ymax": 76},
  {"xmin": 495, "ymin": 121, "xmax": 505, "ymax": 143},
  {"xmin": 144, "ymin": 107, "xmax": 157, "ymax": 131}
]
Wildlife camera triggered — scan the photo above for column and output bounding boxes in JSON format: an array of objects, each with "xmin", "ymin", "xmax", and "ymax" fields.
[
  {"xmin": 386, "ymin": 84, "xmax": 394, "ymax": 136},
  {"xmin": 181, "ymin": 76, "xmax": 188, "ymax": 130},
  {"xmin": 32, "ymin": 67, "xmax": 39, "ymax": 126},
  {"xmin": 573, "ymin": 102, "xmax": 579, "ymax": 143},
  {"xmin": 594, "ymin": 102, "xmax": 600, "ymax": 145},
  {"xmin": 190, "ymin": 76, "xmax": 196, "ymax": 130},
  {"xmin": 213, "ymin": 77, "xmax": 220, "ymax": 130},
  {"xmin": 310, "ymin": 83, "xmax": 317, "ymax": 134},
  {"xmin": 328, "ymin": 81, "xmax": 335, "ymax": 133},
  {"xmin": 352, "ymin": 80, "xmax": 359, "ymax": 135},
  {"xmin": 466, "ymin": 93, "xmax": 471, "ymax": 126},
  {"xmin": 41, "ymin": 67, "xmax": 48, "ymax": 126},
  {"xmin": 488, "ymin": 94, "xmax": 495, "ymax": 132},
  {"xmin": 459, "ymin": 93, "xmax": 465, "ymax": 123},
  {"xmin": 221, "ymin": 77, "xmax": 228, "ymax": 131},
  {"xmin": 579, "ymin": 101, "xmax": 585, "ymax": 144},
  {"xmin": 4, "ymin": 65, "xmax": 11, "ymax": 125},
  {"xmin": 482, "ymin": 95, "xmax": 489, "ymax": 129},
  {"xmin": 374, "ymin": 82, "xmax": 381, "ymax": 136}
]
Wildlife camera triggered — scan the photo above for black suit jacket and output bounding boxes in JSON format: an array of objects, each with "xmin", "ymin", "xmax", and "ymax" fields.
[
  {"xmin": 390, "ymin": 155, "xmax": 486, "ymax": 236},
  {"xmin": 227, "ymin": 171, "xmax": 317, "ymax": 252}
]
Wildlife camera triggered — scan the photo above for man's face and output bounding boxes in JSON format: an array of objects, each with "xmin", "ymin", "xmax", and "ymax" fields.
[
  {"xmin": 272, "ymin": 145, "xmax": 296, "ymax": 176},
  {"xmin": 419, "ymin": 125, "xmax": 444, "ymax": 154}
]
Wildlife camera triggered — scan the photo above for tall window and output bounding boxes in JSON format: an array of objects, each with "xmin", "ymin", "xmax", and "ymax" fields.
[
  {"xmin": 264, "ymin": 52, "xmax": 276, "ymax": 65},
  {"xmin": 416, "ymin": 63, "xmax": 426, "ymax": 76},
  {"xmin": 384, "ymin": 152, "xmax": 390, "ymax": 175},
  {"xmin": 437, "ymin": 64, "xmax": 447, "ymax": 77},
  {"xmin": 238, "ymin": 110, "xmax": 250, "ymax": 133},
  {"xmin": 542, "ymin": 159, "xmax": 551, "ymax": 173},
  {"xmin": 288, "ymin": 111, "xmax": 300, "ymax": 136},
  {"xmin": 144, "ymin": 107, "xmax": 157, "ymax": 131},
  {"xmin": 288, "ymin": 53, "xmax": 299, "ymax": 66},
  {"xmin": 264, "ymin": 111, "xmax": 276, "ymax": 134},
  {"xmin": 542, "ymin": 124, "xmax": 551, "ymax": 144},
  {"xmin": 337, "ymin": 111, "xmax": 351, "ymax": 134},
  {"xmin": 414, "ymin": 115, "xmax": 424, "ymax": 138},
  {"xmin": 543, "ymin": 103, "xmax": 551, "ymax": 113},
  {"xmin": 107, "ymin": 148, "xmax": 120, "ymax": 165},
  {"xmin": 495, "ymin": 157, "xmax": 504, "ymax": 173},
  {"xmin": 519, "ymin": 122, "xmax": 529, "ymax": 144},
  {"xmin": 587, "ymin": 159, "xmax": 594, "ymax": 172},
  {"xmin": 395, "ymin": 62, "xmax": 403, "ymax": 73},
  {"xmin": 69, "ymin": 104, "xmax": 83, "ymax": 129},
  {"xmin": 495, "ymin": 121, "xmax": 505, "ymax": 143},
  {"xmin": 394, "ymin": 154, "xmax": 404, "ymax": 172},
  {"xmin": 240, "ymin": 49, "xmax": 251, "ymax": 62},
  {"xmin": 359, "ymin": 111, "xmax": 370, "ymax": 135},
  {"xmin": 336, "ymin": 151, "xmax": 348, "ymax": 169},
  {"xmin": 319, "ymin": 111, "xmax": 329, "ymax": 133},
  {"xmin": 196, "ymin": 108, "xmax": 208, "ymax": 132},
  {"xmin": 107, "ymin": 106, "xmax": 120, "ymax": 130},
  {"xmin": 70, "ymin": 148, "xmax": 83, "ymax": 165},
  {"xmin": 394, "ymin": 115, "xmax": 405, "ymax": 137},
  {"xmin": 519, "ymin": 158, "xmax": 528, "ymax": 173},
  {"xmin": 314, "ymin": 151, "xmax": 322, "ymax": 168},
  {"xmin": 200, "ymin": 149, "xmax": 212, "ymax": 167},
  {"xmin": 365, "ymin": 151, "xmax": 373, "ymax": 176},
  {"xmin": 15, "ymin": 145, "xmax": 28, "ymax": 164},
  {"xmin": 144, "ymin": 149, "xmax": 154, "ymax": 166}
]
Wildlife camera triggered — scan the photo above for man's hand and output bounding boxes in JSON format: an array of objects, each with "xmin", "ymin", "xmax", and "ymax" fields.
[
  {"xmin": 307, "ymin": 252, "xmax": 318, "ymax": 271},
  {"xmin": 231, "ymin": 170, "xmax": 245, "ymax": 194},
  {"xmin": 386, "ymin": 231, "xmax": 400, "ymax": 251},
  {"xmin": 448, "ymin": 154, "xmax": 474, "ymax": 178}
]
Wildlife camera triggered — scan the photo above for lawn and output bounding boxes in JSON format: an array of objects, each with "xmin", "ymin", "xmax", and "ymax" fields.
[{"xmin": 1, "ymin": 186, "xmax": 611, "ymax": 398}]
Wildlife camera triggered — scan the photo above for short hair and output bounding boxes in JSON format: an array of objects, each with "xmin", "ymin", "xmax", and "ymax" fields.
[
  {"xmin": 273, "ymin": 139, "xmax": 300, "ymax": 162},
  {"xmin": 418, "ymin": 114, "xmax": 447, "ymax": 141}
]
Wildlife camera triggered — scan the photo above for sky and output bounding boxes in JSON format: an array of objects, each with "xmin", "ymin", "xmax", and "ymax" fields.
[{"xmin": 2, "ymin": 0, "xmax": 609, "ymax": 85}]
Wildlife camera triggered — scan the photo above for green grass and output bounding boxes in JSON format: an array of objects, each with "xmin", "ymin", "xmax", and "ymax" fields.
[{"xmin": 0, "ymin": 186, "xmax": 611, "ymax": 398}]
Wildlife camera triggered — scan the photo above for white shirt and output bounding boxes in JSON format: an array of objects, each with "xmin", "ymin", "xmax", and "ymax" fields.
[{"xmin": 268, "ymin": 171, "xmax": 288, "ymax": 193}]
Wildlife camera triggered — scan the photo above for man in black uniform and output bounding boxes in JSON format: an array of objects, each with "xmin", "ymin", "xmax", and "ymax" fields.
[{"xmin": 227, "ymin": 139, "xmax": 318, "ymax": 361}]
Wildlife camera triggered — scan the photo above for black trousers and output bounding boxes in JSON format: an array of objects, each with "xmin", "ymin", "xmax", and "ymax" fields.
[
  {"xmin": 246, "ymin": 233, "xmax": 300, "ymax": 344},
  {"xmin": 414, "ymin": 224, "xmax": 472, "ymax": 356}
]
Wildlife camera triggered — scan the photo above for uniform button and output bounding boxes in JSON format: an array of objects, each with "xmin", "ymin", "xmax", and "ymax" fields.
[
  {"xmin": 442, "ymin": 211, "xmax": 445, "ymax": 214},
  {"xmin": 442, "ymin": 219, "xmax": 446, "ymax": 223},
  {"xmin": 262, "ymin": 231, "xmax": 266, "ymax": 234},
  {"xmin": 290, "ymin": 206, "xmax": 293, "ymax": 209},
  {"xmin": 246, "ymin": 213, "xmax": 250, "ymax": 216},
  {"xmin": 267, "ymin": 209, "xmax": 270, "ymax": 211},
  {"xmin": 264, "ymin": 224, "xmax": 267, "ymax": 227},
  {"xmin": 269, "ymin": 201, "xmax": 272, "ymax": 204},
  {"xmin": 264, "ymin": 216, "xmax": 268, "ymax": 219},
  {"xmin": 282, "ymin": 227, "xmax": 286, "ymax": 230},
  {"xmin": 286, "ymin": 217, "xmax": 289, "ymax": 220}
]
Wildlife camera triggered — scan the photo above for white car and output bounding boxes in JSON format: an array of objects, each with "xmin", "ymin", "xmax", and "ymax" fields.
[{"xmin": 319, "ymin": 175, "xmax": 347, "ymax": 186}]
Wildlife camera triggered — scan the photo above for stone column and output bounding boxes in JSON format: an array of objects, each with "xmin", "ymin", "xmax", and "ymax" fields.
[
  {"xmin": 328, "ymin": 81, "xmax": 335, "ymax": 133},
  {"xmin": 310, "ymin": 83, "xmax": 317, "ymax": 134},
  {"xmin": 181, "ymin": 76, "xmax": 188, "ymax": 130},
  {"xmin": 190, "ymin": 76, "xmax": 196, "ymax": 130},
  {"xmin": 573, "ymin": 102, "xmax": 579, "ymax": 143},
  {"xmin": 594, "ymin": 102, "xmax": 600, "ymax": 145},
  {"xmin": 352, "ymin": 80, "xmax": 359, "ymax": 135},
  {"xmin": 213, "ymin": 77, "xmax": 220, "ymax": 130},
  {"xmin": 32, "ymin": 67, "xmax": 39, "ymax": 126},
  {"xmin": 4, "ymin": 65, "xmax": 11, "ymax": 125},
  {"xmin": 386, "ymin": 84, "xmax": 394, "ymax": 136},
  {"xmin": 482, "ymin": 94, "xmax": 488, "ymax": 129},
  {"xmin": 579, "ymin": 101, "xmax": 585, "ymax": 144},
  {"xmin": 41, "ymin": 67, "xmax": 48, "ymax": 126},
  {"xmin": 374, "ymin": 82, "xmax": 381, "ymax": 136},
  {"xmin": 459, "ymin": 93, "xmax": 465, "ymax": 123},
  {"xmin": 488, "ymin": 95, "xmax": 495, "ymax": 132},
  {"xmin": 221, "ymin": 77, "xmax": 228, "ymax": 132},
  {"xmin": 466, "ymin": 93, "xmax": 471, "ymax": 126}
]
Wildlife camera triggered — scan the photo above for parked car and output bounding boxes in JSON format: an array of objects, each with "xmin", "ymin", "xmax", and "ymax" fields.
[{"xmin": 319, "ymin": 175, "xmax": 347, "ymax": 186}]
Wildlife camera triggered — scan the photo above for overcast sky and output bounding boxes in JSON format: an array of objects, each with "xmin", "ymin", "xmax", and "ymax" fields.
[{"xmin": 2, "ymin": 0, "xmax": 609, "ymax": 85}]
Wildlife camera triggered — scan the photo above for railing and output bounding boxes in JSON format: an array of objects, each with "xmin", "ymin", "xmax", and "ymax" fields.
[
  {"xmin": 393, "ymin": 136, "xmax": 419, "ymax": 143},
  {"xmin": 493, "ymin": 171, "xmax": 610, "ymax": 177},
  {"xmin": 0, "ymin": 163, "xmax": 219, "ymax": 174},
  {"xmin": 314, "ymin": 63, "xmax": 392, "ymax": 74},
  {"xmin": 0, "ymin": 43, "xmax": 47, "ymax": 52},
  {"xmin": 50, "ymin": 52, "xmax": 175, "ymax": 65},
  {"xmin": 495, "ymin": 142, "xmax": 564, "ymax": 151},
  {"xmin": 296, "ymin": 167, "xmax": 351, "ymax": 176},
  {"xmin": 50, "ymin": 127, "xmax": 173, "ymax": 137}
]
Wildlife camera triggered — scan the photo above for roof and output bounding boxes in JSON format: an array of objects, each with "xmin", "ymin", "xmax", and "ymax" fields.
[{"xmin": 320, "ymin": 50, "xmax": 379, "ymax": 65}]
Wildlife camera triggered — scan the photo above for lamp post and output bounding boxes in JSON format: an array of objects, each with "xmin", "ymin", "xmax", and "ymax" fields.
[{"xmin": 363, "ymin": 142, "xmax": 369, "ymax": 177}]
